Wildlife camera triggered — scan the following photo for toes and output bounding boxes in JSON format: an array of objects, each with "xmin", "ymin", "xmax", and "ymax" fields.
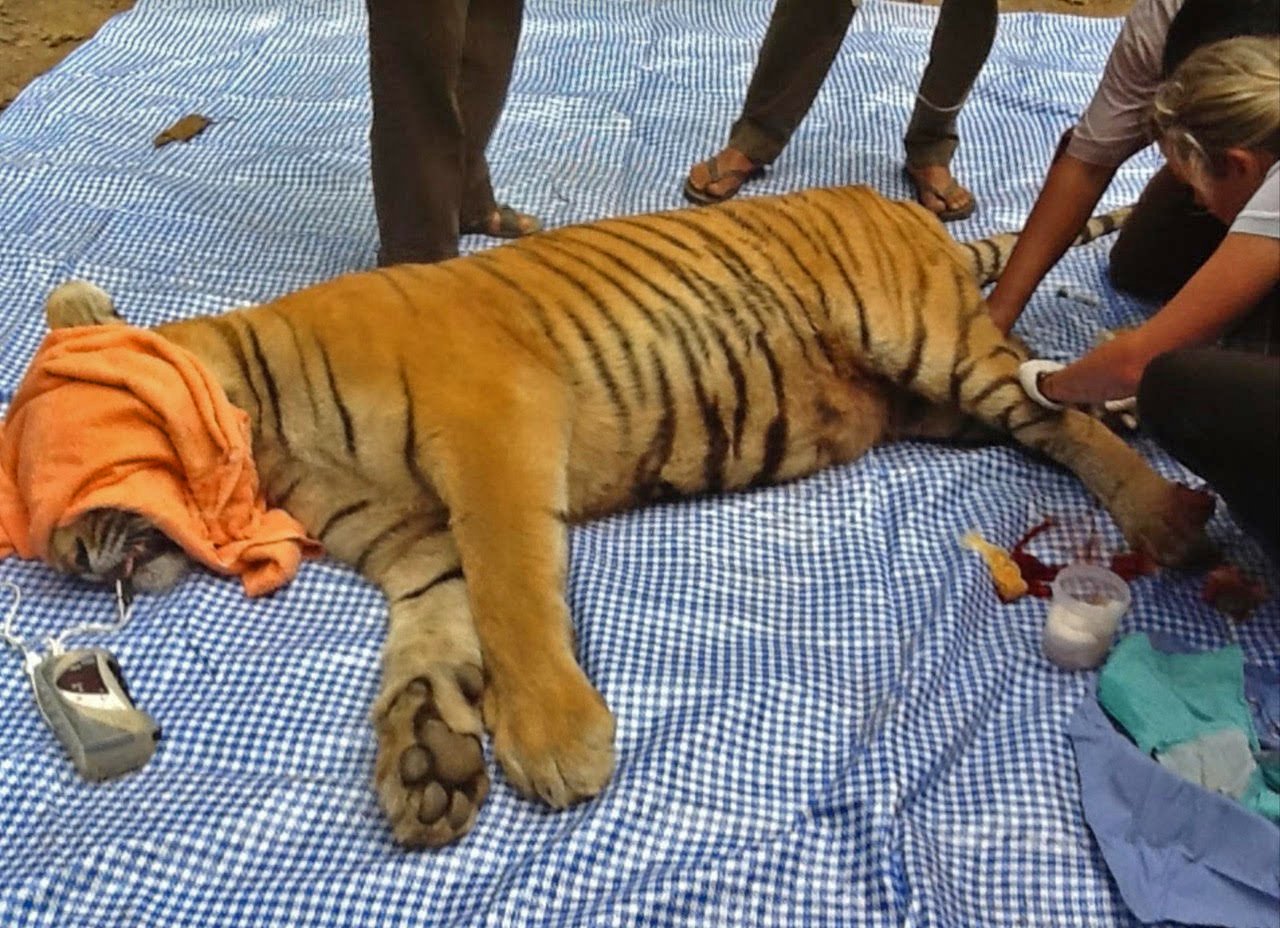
[
  {"xmin": 486, "ymin": 667, "xmax": 616, "ymax": 810},
  {"xmin": 375, "ymin": 674, "xmax": 491, "ymax": 849},
  {"xmin": 417, "ymin": 782, "xmax": 449, "ymax": 823},
  {"xmin": 456, "ymin": 662, "xmax": 484, "ymax": 702},
  {"xmin": 399, "ymin": 745, "xmax": 433, "ymax": 786}
]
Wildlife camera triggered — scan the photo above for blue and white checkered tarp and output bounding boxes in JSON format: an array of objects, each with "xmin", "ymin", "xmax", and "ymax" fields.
[{"xmin": 1, "ymin": 1, "xmax": 1276, "ymax": 925}]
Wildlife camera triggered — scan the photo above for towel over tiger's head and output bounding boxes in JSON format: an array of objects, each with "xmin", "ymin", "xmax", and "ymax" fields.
[
  {"xmin": 5, "ymin": 185, "xmax": 1211, "ymax": 847},
  {"xmin": 39, "ymin": 284, "xmax": 198, "ymax": 593}
]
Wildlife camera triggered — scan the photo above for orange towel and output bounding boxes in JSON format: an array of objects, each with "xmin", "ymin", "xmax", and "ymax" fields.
[{"xmin": 0, "ymin": 326, "xmax": 320, "ymax": 596}]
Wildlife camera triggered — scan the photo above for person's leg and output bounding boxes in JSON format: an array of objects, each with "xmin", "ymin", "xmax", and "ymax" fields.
[
  {"xmin": 1138, "ymin": 348, "xmax": 1280, "ymax": 557},
  {"xmin": 456, "ymin": 0, "xmax": 539, "ymax": 238},
  {"xmin": 685, "ymin": 0, "xmax": 855, "ymax": 203},
  {"xmin": 1108, "ymin": 165, "xmax": 1227, "ymax": 301},
  {"xmin": 1221, "ymin": 285, "xmax": 1280, "ymax": 358},
  {"xmin": 367, "ymin": 0, "xmax": 468, "ymax": 265},
  {"xmin": 902, "ymin": 0, "xmax": 998, "ymax": 221}
]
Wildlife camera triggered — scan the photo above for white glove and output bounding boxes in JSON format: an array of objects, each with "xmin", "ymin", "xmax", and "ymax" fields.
[
  {"xmin": 1103, "ymin": 395, "xmax": 1138, "ymax": 431},
  {"xmin": 1018, "ymin": 360, "xmax": 1066, "ymax": 411}
]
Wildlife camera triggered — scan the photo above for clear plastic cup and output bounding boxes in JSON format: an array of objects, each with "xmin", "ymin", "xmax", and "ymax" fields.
[{"xmin": 1043, "ymin": 563, "xmax": 1132, "ymax": 670}]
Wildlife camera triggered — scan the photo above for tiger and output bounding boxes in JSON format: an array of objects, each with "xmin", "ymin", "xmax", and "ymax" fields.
[{"xmin": 34, "ymin": 184, "xmax": 1212, "ymax": 849}]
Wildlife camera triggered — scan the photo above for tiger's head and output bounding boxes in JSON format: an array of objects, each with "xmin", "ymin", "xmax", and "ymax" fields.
[
  {"xmin": 40, "ymin": 282, "xmax": 191, "ymax": 594},
  {"xmin": 48, "ymin": 509, "xmax": 192, "ymax": 594}
]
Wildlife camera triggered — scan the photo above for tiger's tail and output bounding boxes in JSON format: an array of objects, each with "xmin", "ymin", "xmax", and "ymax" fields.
[{"xmin": 958, "ymin": 206, "xmax": 1132, "ymax": 287}]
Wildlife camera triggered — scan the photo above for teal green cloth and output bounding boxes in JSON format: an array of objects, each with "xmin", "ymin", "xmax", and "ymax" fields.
[
  {"xmin": 1245, "ymin": 771, "xmax": 1280, "ymax": 822},
  {"xmin": 1098, "ymin": 633, "xmax": 1280, "ymax": 823}
]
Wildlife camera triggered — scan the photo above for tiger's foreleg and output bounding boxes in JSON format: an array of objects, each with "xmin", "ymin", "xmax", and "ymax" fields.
[{"xmin": 428, "ymin": 374, "xmax": 616, "ymax": 811}]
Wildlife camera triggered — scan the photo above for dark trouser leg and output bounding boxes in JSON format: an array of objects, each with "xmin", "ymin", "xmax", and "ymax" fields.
[
  {"xmin": 457, "ymin": 0, "xmax": 524, "ymax": 228},
  {"xmin": 1222, "ymin": 285, "xmax": 1280, "ymax": 357},
  {"xmin": 727, "ymin": 0, "xmax": 855, "ymax": 165},
  {"xmin": 1138, "ymin": 349, "xmax": 1280, "ymax": 558},
  {"xmin": 1108, "ymin": 165, "xmax": 1227, "ymax": 301},
  {"xmin": 367, "ymin": 0, "xmax": 468, "ymax": 266},
  {"xmin": 903, "ymin": 0, "xmax": 998, "ymax": 168}
]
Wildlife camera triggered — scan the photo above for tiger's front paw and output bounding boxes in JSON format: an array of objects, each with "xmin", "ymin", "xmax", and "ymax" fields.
[
  {"xmin": 373, "ymin": 667, "xmax": 489, "ymax": 848},
  {"xmin": 485, "ymin": 660, "xmax": 615, "ymax": 809}
]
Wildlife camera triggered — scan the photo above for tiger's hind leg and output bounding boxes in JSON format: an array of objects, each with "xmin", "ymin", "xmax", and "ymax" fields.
[
  {"xmin": 371, "ymin": 541, "xmax": 490, "ymax": 848},
  {"xmin": 940, "ymin": 312, "xmax": 1214, "ymax": 566},
  {"xmin": 315, "ymin": 494, "xmax": 490, "ymax": 847}
]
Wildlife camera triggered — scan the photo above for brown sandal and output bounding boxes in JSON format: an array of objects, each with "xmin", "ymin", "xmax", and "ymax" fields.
[
  {"xmin": 905, "ymin": 168, "xmax": 977, "ymax": 223},
  {"xmin": 462, "ymin": 204, "xmax": 543, "ymax": 239},
  {"xmin": 682, "ymin": 155, "xmax": 765, "ymax": 205}
]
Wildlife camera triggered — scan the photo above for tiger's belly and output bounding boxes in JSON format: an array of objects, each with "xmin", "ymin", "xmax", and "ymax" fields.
[{"xmin": 562, "ymin": 353, "xmax": 895, "ymax": 521}]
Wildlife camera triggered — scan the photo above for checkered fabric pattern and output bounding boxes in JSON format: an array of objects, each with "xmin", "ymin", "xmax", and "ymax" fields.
[{"xmin": 1, "ymin": 2, "xmax": 1276, "ymax": 926}]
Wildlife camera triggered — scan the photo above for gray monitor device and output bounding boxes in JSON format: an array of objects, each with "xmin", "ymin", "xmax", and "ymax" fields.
[{"xmin": 31, "ymin": 648, "xmax": 160, "ymax": 780}]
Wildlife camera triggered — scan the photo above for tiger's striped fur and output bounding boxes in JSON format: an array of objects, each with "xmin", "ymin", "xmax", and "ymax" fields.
[{"xmin": 43, "ymin": 187, "xmax": 1205, "ymax": 848}]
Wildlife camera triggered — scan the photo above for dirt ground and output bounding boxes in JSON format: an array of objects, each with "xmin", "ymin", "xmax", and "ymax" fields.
[
  {"xmin": 0, "ymin": 0, "xmax": 135, "ymax": 111},
  {"xmin": 0, "ymin": 0, "xmax": 1133, "ymax": 112}
]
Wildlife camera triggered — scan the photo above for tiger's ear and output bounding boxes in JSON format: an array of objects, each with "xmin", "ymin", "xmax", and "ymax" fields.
[{"xmin": 45, "ymin": 280, "xmax": 124, "ymax": 329}]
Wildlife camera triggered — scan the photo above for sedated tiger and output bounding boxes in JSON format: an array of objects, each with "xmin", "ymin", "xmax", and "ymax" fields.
[{"xmin": 35, "ymin": 185, "xmax": 1211, "ymax": 847}]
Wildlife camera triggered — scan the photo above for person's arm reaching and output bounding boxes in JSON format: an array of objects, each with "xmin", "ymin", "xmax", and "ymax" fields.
[
  {"xmin": 987, "ymin": 0, "xmax": 1171, "ymax": 332},
  {"xmin": 1038, "ymin": 231, "xmax": 1280, "ymax": 404},
  {"xmin": 986, "ymin": 152, "xmax": 1117, "ymax": 334}
]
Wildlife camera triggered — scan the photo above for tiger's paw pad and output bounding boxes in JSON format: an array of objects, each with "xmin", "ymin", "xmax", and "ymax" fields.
[
  {"xmin": 486, "ymin": 667, "xmax": 616, "ymax": 809},
  {"xmin": 374, "ymin": 672, "xmax": 489, "ymax": 848}
]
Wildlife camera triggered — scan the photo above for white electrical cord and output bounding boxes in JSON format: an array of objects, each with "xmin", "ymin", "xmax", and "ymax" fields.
[
  {"xmin": 1, "ymin": 580, "xmax": 34, "ymax": 665},
  {"xmin": 49, "ymin": 580, "xmax": 134, "ymax": 654},
  {"xmin": 2, "ymin": 579, "xmax": 134, "ymax": 663}
]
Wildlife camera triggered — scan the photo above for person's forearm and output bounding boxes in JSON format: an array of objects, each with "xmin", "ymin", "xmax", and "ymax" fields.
[
  {"xmin": 1038, "ymin": 232, "xmax": 1280, "ymax": 406},
  {"xmin": 1040, "ymin": 333, "xmax": 1148, "ymax": 404},
  {"xmin": 987, "ymin": 153, "xmax": 1116, "ymax": 333}
]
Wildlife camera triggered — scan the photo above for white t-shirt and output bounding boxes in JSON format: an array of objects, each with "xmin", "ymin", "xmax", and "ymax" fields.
[
  {"xmin": 1231, "ymin": 161, "xmax": 1280, "ymax": 239},
  {"xmin": 1066, "ymin": 0, "xmax": 1185, "ymax": 167}
]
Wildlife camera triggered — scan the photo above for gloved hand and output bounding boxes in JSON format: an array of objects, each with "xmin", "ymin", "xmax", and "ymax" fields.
[
  {"xmin": 1019, "ymin": 359, "xmax": 1139, "ymax": 428},
  {"xmin": 1017, "ymin": 359, "xmax": 1066, "ymax": 410},
  {"xmin": 1103, "ymin": 395, "xmax": 1139, "ymax": 430}
]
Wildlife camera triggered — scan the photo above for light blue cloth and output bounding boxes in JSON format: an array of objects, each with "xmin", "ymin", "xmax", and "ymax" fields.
[
  {"xmin": 1, "ymin": 2, "xmax": 1279, "ymax": 927},
  {"xmin": 1071, "ymin": 696, "xmax": 1280, "ymax": 928},
  {"xmin": 1157, "ymin": 728, "xmax": 1260, "ymax": 802}
]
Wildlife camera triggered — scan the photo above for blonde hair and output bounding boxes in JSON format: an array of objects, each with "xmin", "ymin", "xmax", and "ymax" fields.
[{"xmin": 1151, "ymin": 35, "xmax": 1280, "ymax": 177}]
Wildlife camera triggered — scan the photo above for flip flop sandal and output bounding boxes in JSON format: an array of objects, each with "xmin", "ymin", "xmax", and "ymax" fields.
[
  {"xmin": 682, "ymin": 156, "xmax": 765, "ymax": 205},
  {"xmin": 907, "ymin": 172, "xmax": 977, "ymax": 223},
  {"xmin": 462, "ymin": 205, "xmax": 543, "ymax": 239}
]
